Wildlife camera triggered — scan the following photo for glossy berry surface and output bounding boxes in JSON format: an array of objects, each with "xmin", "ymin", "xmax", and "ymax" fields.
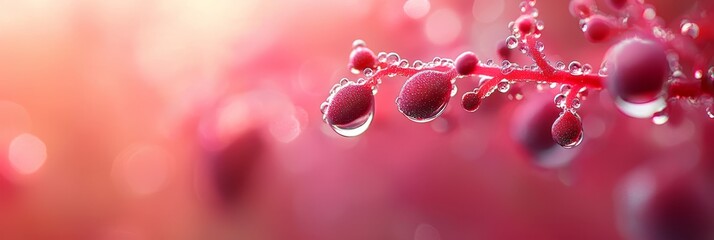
[
  {"xmin": 349, "ymin": 46, "xmax": 377, "ymax": 73},
  {"xmin": 584, "ymin": 15, "xmax": 612, "ymax": 42},
  {"xmin": 397, "ymin": 70, "xmax": 454, "ymax": 122},
  {"xmin": 605, "ymin": 38, "xmax": 669, "ymax": 104},
  {"xmin": 455, "ymin": 51, "xmax": 478, "ymax": 76},
  {"xmin": 324, "ymin": 81, "xmax": 375, "ymax": 135},
  {"xmin": 551, "ymin": 111, "xmax": 583, "ymax": 148}
]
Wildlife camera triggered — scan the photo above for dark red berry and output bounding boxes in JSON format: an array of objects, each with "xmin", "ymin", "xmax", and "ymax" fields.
[
  {"xmin": 511, "ymin": 95, "xmax": 578, "ymax": 168},
  {"xmin": 397, "ymin": 70, "xmax": 453, "ymax": 122},
  {"xmin": 349, "ymin": 47, "xmax": 376, "ymax": 73},
  {"xmin": 455, "ymin": 51, "xmax": 479, "ymax": 76},
  {"xmin": 584, "ymin": 15, "xmax": 612, "ymax": 42},
  {"xmin": 617, "ymin": 161, "xmax": 714, "ymax": 240},
  {"xmin": 205, "ymin": 129, "xmax": 264, "ymax": 205},
  {"xmin": 551, "ymin": 111, "xmax": 583, "ymax": 148},
  {"xmin": 516, "ymin": 15, "xmax": 536, "ymax": 35},
  {"xmin": 605, "ymin": 38, "xmax": 669, "ymax": 103},
  {"xmin": 497, "ymin": 41, "xmax": 512, "ymax": 60},
  {"xmin": 325, "ymin": 82, "xmax": 375, "ymax": 127},
  {"xmin": 569, "ymin": 0, "xmax": 594, "ymax": 18},
  {"xmin": 461, "ymin": 92, "xmax": 481, "ymax": 112}
]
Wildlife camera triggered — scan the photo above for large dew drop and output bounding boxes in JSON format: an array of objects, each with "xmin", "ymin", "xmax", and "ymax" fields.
[
  {"xmin": 615, "ymin": 96, "xmax": 666, "ymax": 119},
  {"xmin": 324, "ymin": 81, "xmax": 376, "ymax": 137}
]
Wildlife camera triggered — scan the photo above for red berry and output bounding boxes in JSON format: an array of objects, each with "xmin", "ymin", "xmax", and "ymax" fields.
[
  {"xmin": 605, "ymin": 38, "xmax": 669, "ymax": 104},
  {"xmin": 325, "ymin": 82, "xmax": 375, "ymax": 136},
  {"xmin": 515, "ymin": 15, "xmax": 536, "ymax": 35},
  {"xmin": 607, "ymin": 0, "xmax": 629, "ymax": 10},
  {"xmin": 349, "ymin": 47, "xmax": 376, "ymax": 73},
  {"xmin": 617, "ymin": 161, "xmax": 714, "ymax": 240},
  {"xmin": 461, "ymin": 92, "xmax": 481, "ymax": 112},
  {"xmin": 205, "ymin": 129, "xmax": 264, "ymax": 205},
  {"xmin": 397, "ymin": 70, "xmax": 453, "ymax": 122},
  {"xmin": 497, "ymin": 41, "xmax": 511, "ymax": 60},
  {"xmin": 551, "ymin": 111, "xmax": 583, "ymax": 148},
  {"xmin": 455, "ymin": 51, "xmax": 479, "ymax": 76},
  {"xmin": 584, "ymin": 15, "xmax": 612, "ymax": 42},
  {"xmin": 569, "ymin": 0, "xmax": 594, "ymax": 18},
  {"xmin": 511, "ymin": 95, "xmax": 578, "ymax": 168}
]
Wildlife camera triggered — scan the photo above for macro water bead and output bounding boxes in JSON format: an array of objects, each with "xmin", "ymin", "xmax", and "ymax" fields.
[
  {"xmin": 605, "ymin": 38, "xmax": 669, "ymax": 104},
  {"xmin": 397, "ymin": 70, "xmax": 454, "ymax": 122},
  {"xmin": 551, "ymin": 111, "xmax": 583, "ymax": 148},
  {"xmin": 324, "ymin": 81, "xmax": 375, "ymax": 137}
]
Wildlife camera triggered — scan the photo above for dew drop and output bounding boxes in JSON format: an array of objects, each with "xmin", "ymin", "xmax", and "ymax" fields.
[
  {"xmin": 506, "ymin": 36, "xmax": 519, "ymax": 49},
  {"xmin": 330, "ymin": 83, "xmax": 342, "ymax": 94},
  {"xmin": 572, "ymin": 98, "xmax": 581, "ymax": 109},
  {"xmin": 536, "ymin": 83, "xmax": 545, "ymax": 91},
  {"xmin": 568, "ymin": 61, "xmax": 582, "ymax": 75},
  {"xmin": 581, "ymin": 64, "xmax": 592, "ymax": 74},
  {"xmin": 560, "ymin": 84, "xmax": 571, "ymax": 93},
  {"xmin": 519, "ymin": 2, "xmax": 528, "ymax": 13},
  {"xmin": 579, "ymin": 19, "xmax": 588, "ymax": 32},
  {"xmin": 535, "ymin": 41, "xmax": 544, "ymax": 52},
  {"xmin": 432, "ymin": 57, "xmax": 441, "ymax": 65},
  {"xmin": 555, "ymin": 61, "xmax": 566, "ymax": 70},
  {"xmin": 707, "ymin": 107, "xmax": 714, "ymax": 119},
  {"xmin": 549, "ymin": 82, "xmax": 558, "ymax": 89},
  {"xmin": 399, "ymin": 59, "xmax": 410, "ymax": 68},
  {"xmin": 329, "ymin": 105, "xmax": 374, "ymax": 137},
  {"xmin": 462, "ymin": 92, "xmax": 481, "ymax": 112},
  {"xmin": 372, "ymin": 85, "xmax": 379, "ymax": 95},
  {"xmin": 352, "ymin": 39, "xmax": 367, "ymax": 49},
  {"xmin": 708, "ymin": 66, "xmax": 714, "ymax": 80},
  {"xmin": 680, "ymin": 22, "xmax": 699, "ymax": 39},
  {"xmin": 320, "ymin": 102, "xmax": 330, "ymax": 114},
  {"xmin": 598, "ymin": 67, "xmax": 608, "ymax": 77},
  {"xmin": 651, "ymin": 110, "xmax": 669, "ymax": 125},
  {"xmin": 530, "ymin": 8, "xmax": 539, "ymax": 17},
  {"xmin": 508, "ymin": 21, "xmax": 515, "ymax": 31},
  {"xmin": 386, "ymin": 53, "xmax": 400, "ymax": 65},
  {"xmin": 536, "ymin": 20, "xmax": 544, "ymax": 31},
  {"xmin": 554, "ymin": 94, "xmax": 566, "ymax": 108},
  {"xmin": 615, "ymin": 96, "xmax": 667, "ymax": 119},
  {"xmin": 497, "ymin": 80, "xmax": 511, "ymax": 93},
  {"xmin": 413, "ymin": 60, "xmax": 424, "ymax": 69},
  {"xmin": 450, "ymin": 84, "xmax": 458, "ymax": 97},
  {"xmin": 694, "ymin": 70, "xmax": 703, "ymax": 79},
  {"xmin": 363, "ymin": 68, "xmax": 374, "ymax": 77},
  {"xmin": 388, "ymin": 72, "xmax": 397, "ymax": 77},
  {"xmin": 643, "ymin": 7, "xmax": 656, "ymax": 20},
  {"xmin": 377, "ymin": 53, "xmax": 388, "ymax": 64},
  {"xmin": 552, "ymin": 111, "xmax": 583, "ymax": 148},
  {"xmin": 486, "ymin": 59, "xmax": 494, "ymax": 66}
]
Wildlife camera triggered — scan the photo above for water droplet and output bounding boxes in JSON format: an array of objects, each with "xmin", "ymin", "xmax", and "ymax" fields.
[
  {"xmin": 706, "ymin": 106, "xmax": 714, "ymax": 118},
  {"xmin": 371, "ymin": 85, "xmax": 379, "ymax": 95},
  {"xmin": 555, "ymin": 61, "xmax": 566, "ymax": 70},
  {"xmin": 440, "ymin": 59, "xmax": 452, "ymax": 67},
  {"xmin": 536, "ymin": 83, "xmax": 545, "ymax": 91},
  {"xmin": 568, "ymin": 61, "xmax": 582, "ymax": 75},
  {"xmin": 554, "ymin": 94, "xmax": 566, "ymax": 108},
  {"xmin": 377, "ymin": 52, "xmax": 387, "ymax": 63},
  {"xmin": 535, "ymin": 41, "xmax": 545, "ymax": 52},
  {"xmin": 652, "ymin": 110, "xmax": 669, "ymax": 125},
  {"xmin": 352, "ymin": 39, "xmax": 366, "ymax": 49},
  {"xmin": 536, "ymin": 20, "xmax": 544, "ymax": 31},
  {"xmin": 398, "ymin": 59, "xmax": 410, "ymax": 68},
  {"xmin": 598, "ymin": 67, "xmax": 608, "ymax": 76},
  {"xmin": 363, "ymin": 68, "xmax": 374, "ymax": 77},
  {"xmin": 386, "ymin": 53, "xmax": 400, "ymax": 65},
  {"xmin": 506, "ymin": 36, "xmax": 519, "ymax": 49},
  {"xmin": 643, "ymin": 7, "xmax": 656, "ymax": 20},
  {"xmin": 388, "ymin": 72, "xmax": 397, "ymax": 77},
  {"xmin": 680, "ymin": 22, "xmax": 700, "ymax": 39},
  {"xmin": 486, "ymin": 59, "xmax": 494, "ymax": 66},
  {"xmin": 432, "ymin": 57, "xmax": 442, "ymax": 65},
  {"xmin": 320, "ymin": 102, "xmax": 329, "ymax": 114},
  {"xmin": 519, "ymin": 2, "xmax": 528, "ymax": 13},
  {"xmin": 450, "ymin": 84, "xmax": 458, "ymax": 97},
  {"xmin": 694, "ymin": 70, "xmax": 703, "ymax": 79},
  {"xmin": 497, "ymin": 80, "xmax": 510, "ymax": 93},
  {"xmin": 413, "ymin": 60, "xmax": 424, "ymax": 69},
  {"xmin": 615, "ymin": 96, "xmax": 667, "ymax": 119},
  {"xmin": 329, "ymin": 104, "xmax": 374, "ymax": 137},
  {"xmin": 572, "ymin": 98, "xmax": 581, "ymax": 109},
  {"xmin": 549, "ymin": 82, "xmax": 557, "ymax": 89},
  {"xmin": 560, "ymin": 84, "xmax": 571, "ymax": 93},
  {"xmin": 579, "ymin": 19, "xmax": 588, "ymax": 32}
]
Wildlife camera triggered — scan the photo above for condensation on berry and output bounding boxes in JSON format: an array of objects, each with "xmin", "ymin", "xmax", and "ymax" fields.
[
  {"xmin": 352, "ymin": 39, "xmax": 367, "ymax": 49},
  {"xmin": 615, "ymin": 96, "xmax": 667, "ymax": 119},
  {"xmin": 450, "ymin": 84, "xmax": 458, "ymax": 97},
  {"xmin": 329, "ymin": 103, "xmax": 375, "ymax": 137}
]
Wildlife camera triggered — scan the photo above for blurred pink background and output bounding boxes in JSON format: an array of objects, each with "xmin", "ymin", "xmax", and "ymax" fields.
[{"xmin": 0, "ymin": 0, "xmax": 709, "ymax": 239}]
